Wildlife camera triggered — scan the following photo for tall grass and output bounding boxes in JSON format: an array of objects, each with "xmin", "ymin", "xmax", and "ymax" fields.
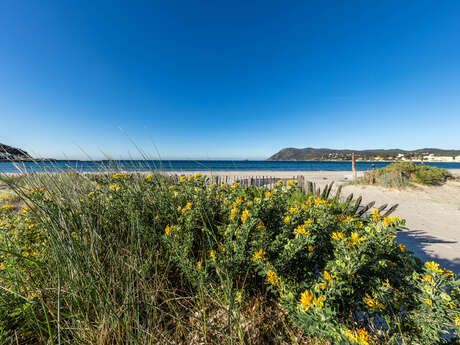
[
  {"xmin": 0, "ymin": 172, "xmax": 301, "ymax": 345},
  {"xmin": 0, "ymin": 169, "xmax": 459, "ymax": 345}
]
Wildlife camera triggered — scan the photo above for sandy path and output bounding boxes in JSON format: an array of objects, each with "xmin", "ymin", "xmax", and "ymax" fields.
[{"xmin": 341, "ymin": 180, "xmax": 460, "ymax": 274}]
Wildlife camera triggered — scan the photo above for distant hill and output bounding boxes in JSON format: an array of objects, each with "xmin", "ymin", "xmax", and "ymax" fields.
[
  {"xmin": 0, "ymin": 143, "xmax": 32, "ymax": 160},
  {"xmin": 267, "ymin": 147, "xmax": 460, "ymax": 161}
]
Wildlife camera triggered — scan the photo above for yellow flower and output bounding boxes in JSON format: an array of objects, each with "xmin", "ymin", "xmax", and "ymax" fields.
[
  {"xmin": 21, "ymin": 207, "xmax": 30, "ymax": 214},
  {"xmin": 371, "ymin": 209, "xmax": 382, "ymax": 222},
  {"xmin": 286, "ymin": 180, "xmax": 296, "ymax": 186},
  {"xmin": 230, "ymin": 208, "xmax": 238, "ymax": 221},
  {"xmin": 447, "ymin": 301, "xmax": 456, "ymax": 310},
  {"xmin": 398, "ymin": 243, "xmax": 407, "ymax": 251},
  {"xmin": 350, "ymin": 232, "xmax": 365, "ymax": 246},
  {"xmin": 256, "ymin": 220, "xmax": 265, "ymax": 230},
  {"xmin": 241, "ymin": 209, "xmax": 250, "ymax": 224},
  {"xmin": 313, "ymin": 295, "xmax": 324, "ymax": 308},
  {"xmin": 324, "ymin": 271, "xmax": 333, "ymax": 286},
  {"xmin": 28, "ymin": 224, "xmax": 35, "ymax": 229},
  {"xmin": 454, "ymin": 316, "xmax": 460, "ymax": 327},
  {"xmin": 145, "ymin": 173, "xmax": 153, "ymax": 180},
  {"xmin": 289, "ymin": 207, "xmax": 298, "ymax": 214},
  {"xmin": 264, "ymin": 191, "xmax": 273, "ymax": 198},
  {"xmin": 1, "ymin": 205, "xmax": 15, "ymax": 210},
  {"xmin": 193, "ymin": 173, "xmax": 201, "ymax": 179},
  {"xmin": 300, "ymin": 289, "xmax": 313, "ymax": 311},
  {"xmin": 196, "ymin": 260, "xmax": 202, "ymax": 270},
  {"xmin": 425, "ymin": 261, "xmax": 443, "ymax": 273},
  {"xmin": 109, "ymin": 184, "xmax": 120, "ymax": 191},
  {"xmin": 357, "ymin": 221, "xmax": 364, "ymax": 228},
  {"xmin": 331, "ymin": 232, "xmax": 346, "ymax": 241},
  {"xmin": 304, "ymin": 218, "xmax": 313, "ymax": 227},
  {"xmin": 314, "ymin": 197, "xmax": 326, "ymax": 206},
  {"xmin": 112, "ymin": 172, "xmax": 128, "ymax": 179},
  {"xmin": 236, "ymin": 291, "xmax": 243, "ymax": 303},
  {"xmin": 319, "ymin": 282, "xmax": 326, "ymax": 290},
  {"xmin": 382, "ymin": 279, "xmax": 391, "ymax": 289},
  {"xmin": 293, "ymin": 224, "xmax": 310, "ymax": 235},
  {"xmin": 308, "ymin": 245, "xmax": 314, "ymax": 253},
  {"xmin": 252, "ymin": 248, "xmax": 267, "ymax": 262},
  {"xmin": 423, "ymin": 298, "xmax": 432, "ymax": 307},
  {"xmin": 345, "ymin": 328, "xmax": 370, "ymax": 345},
  {"xmin": 209, "ymin": 250, "xmax": 216, "ymax": 261},
  {"xmin": 364, "ymin": 293, "xmax": 384, "ymax": 309},
  {"xmin": 441, "ymin": 268, "xmax": 455, "ymax": 277},
  {"xmin": 182, "ymin": 202, "xmax": 193, "ymax": 214},
  {"xmin": 164, "ymin": 225, "xmax": 172, "ymax": 236},
  {"xmin": 209, "ymin": 183, "xmax": 216, "ymax": 189},
  {"xmin": 423, "ymin": 275, "xmax": 435, "ymax": 285},
  {"xmin": 344, "ymin": 216, "xmax": 354, "ymax": 223},
  {"xmin": 231, "ymin": 182, "xmax": 240, "ymax": 189},
  {"xmin": 232, "ymin": 197, "xmax": 243, "ymax": 208},
  {"xmin": 266, "ymin": 270, "xmax": 281, "ymax": 286},
  {"xmin": 383, "ymin": 216, "xmax": 401, "ymax": 227},
  {"xmin": 0, "ymin": 262, "xmax": 5, "ymax": 270},
  {"xmin": 221, "ymin": 183, "xmax": 227, "ymax": 189},
  {"xmin": 283, "ymin": 216, "xmax": 291, "ymax": 224},
  {"xmin": 274, "ymin": 179, "xmax": 283, "ymax": 187},
  {"xmin": 388, "ymin": 233, "xmax": 397, "ymax": 240},
  {"xmin": 218, "ymin": 243, "xmax": 226, "ymax": 252},
  {"xmin": 179, "ymin": 175, "xmax": 186, "ymax": 182}
]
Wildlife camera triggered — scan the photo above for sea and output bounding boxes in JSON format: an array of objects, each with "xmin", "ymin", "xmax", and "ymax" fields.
[{"xmin": 1, "ymin": 160, "xmax": 460, "ymax": 173}]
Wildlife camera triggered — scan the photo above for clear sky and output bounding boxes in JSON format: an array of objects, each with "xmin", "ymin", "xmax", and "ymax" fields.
[{"xmin": 1, "ymin": 1, "xmax": 459, "ymax": 160}]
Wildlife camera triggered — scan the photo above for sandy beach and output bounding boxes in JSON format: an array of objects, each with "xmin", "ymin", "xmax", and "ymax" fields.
[{"xmin": 171, "ymin": 170, "xmax": 460, "ymax": 274}]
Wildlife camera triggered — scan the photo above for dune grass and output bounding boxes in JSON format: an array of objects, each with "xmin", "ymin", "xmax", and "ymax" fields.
[
  {"xmin": 0, "ymin": 171, "xmax": 459, "ymax": 344},
  {"xmin": 356, "ymin": 162, "xmax": 453, "ymax": 189}
]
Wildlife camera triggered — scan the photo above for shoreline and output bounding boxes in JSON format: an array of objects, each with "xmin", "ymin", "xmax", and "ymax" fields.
[
  {"xmin": 2, "ymin": 159, "xmax": 460, "ymax": 163},
  {"xmin": 1, "ymin": 169, "xmax": 460, "ymax": 176}
]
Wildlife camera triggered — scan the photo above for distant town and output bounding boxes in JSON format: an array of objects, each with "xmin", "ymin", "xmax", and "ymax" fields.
[{"xmin": 268, "ymin": 147, "xmax": 460, "ymax": 162}]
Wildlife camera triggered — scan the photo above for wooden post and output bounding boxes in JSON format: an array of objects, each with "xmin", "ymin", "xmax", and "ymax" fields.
[{"xmin": 352, "ymin": 152, "xmax": 357, "ymax": 180}]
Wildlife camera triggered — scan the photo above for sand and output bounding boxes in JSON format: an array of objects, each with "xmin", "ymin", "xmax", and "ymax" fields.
[{"xmin": 172, "ymin": 170, "xmax": 460, "ymax": 274}]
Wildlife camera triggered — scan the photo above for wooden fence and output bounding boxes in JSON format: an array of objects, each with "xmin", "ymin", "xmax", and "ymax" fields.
[{"xmin": 167, "ymin": 173, "xmax": 398, "ymax": 217}]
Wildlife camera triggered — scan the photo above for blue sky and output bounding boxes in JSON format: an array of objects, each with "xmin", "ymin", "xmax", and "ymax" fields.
[{"xmin": 1, "ymin": 0, "xmax": 459, "ymax": 160}]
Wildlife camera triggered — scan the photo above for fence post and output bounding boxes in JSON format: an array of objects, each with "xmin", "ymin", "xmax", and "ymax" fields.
[{"xmin": 352, "ymin": 152, "xmax": 357, "ymax": 180}]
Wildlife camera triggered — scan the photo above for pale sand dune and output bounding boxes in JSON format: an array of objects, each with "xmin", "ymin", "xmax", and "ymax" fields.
[{"xmin": 171, "ymin": 170, "xmax": 460, "ymax": 274}]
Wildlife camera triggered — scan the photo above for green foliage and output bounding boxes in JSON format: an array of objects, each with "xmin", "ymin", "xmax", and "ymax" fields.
[
  {"xmin": 0, "ymin": 173, "xmax": 459, "ymax": 344},
  {"xmin": 360, "ymin": 162, "xmax": 453, "ymax": 188}
]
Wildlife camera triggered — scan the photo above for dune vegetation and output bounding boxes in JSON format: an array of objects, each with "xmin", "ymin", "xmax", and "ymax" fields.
[
  {"xmin": 0, "ymin": 172, "xmax": 459, "ymax": 344},
  {"xmin": 358, "ymin": 162, "xmax": 453, "ymax": 189}
]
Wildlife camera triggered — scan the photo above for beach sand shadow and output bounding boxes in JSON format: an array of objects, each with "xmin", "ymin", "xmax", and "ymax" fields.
[{"xmin": 397, "ymin": 230, "xmax": 460, "ymax": 275}]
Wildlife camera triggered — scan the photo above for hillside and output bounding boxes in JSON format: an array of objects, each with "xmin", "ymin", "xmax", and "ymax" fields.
[
  {"xmin": 0, "ymin": 143, "xmax": 32, "ymax": 160},
  {"xmin": 267, "ymin": 147, "xmax": 460, "ymax": 161}
]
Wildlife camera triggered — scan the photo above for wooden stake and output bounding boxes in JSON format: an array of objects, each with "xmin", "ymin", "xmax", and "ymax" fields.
[{"xmin": 352, "ymin": 152, "xmax": 357, "ymax": 180}]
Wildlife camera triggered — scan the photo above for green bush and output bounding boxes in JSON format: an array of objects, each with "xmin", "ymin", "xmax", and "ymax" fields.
[
  {"xmin": 360, "ymin": 162, "xmax": 452, "ymax": 188},
  {"xmin": 0, "ymin": 173, "xmax": 459, "ymax": 344}
]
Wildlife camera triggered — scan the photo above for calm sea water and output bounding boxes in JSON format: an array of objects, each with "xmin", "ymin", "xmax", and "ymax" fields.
[{"xmin": 1, "ymin": 160, "xmax": 460, "ymax": 173}]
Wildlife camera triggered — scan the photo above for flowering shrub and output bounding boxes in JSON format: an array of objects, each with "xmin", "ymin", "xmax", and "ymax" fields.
[{"xmin": 0, "ymin": 173, "xmax": 459, "ymax": 344}]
